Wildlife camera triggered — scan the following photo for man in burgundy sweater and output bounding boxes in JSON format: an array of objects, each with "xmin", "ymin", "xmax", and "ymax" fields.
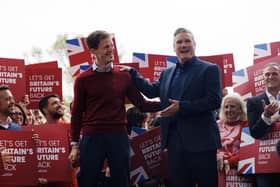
[{"xmin": 68, "ymin": 30, "xmax": 160, "ymax": 187}]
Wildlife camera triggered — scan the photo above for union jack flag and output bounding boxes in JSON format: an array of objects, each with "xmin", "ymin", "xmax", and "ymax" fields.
[
  {"xmin": 66, "ymin": 37, "xmax": 93, "ymax": 77},
  {"xmin": 66, "ymin": 35, "xmax": 119, "ymax": 77},
  {"xmin": 254, "ymin": 41, "xmax": 280, "ymax": 64},
  {"xmin": 238, "ymin": 127, "xmax": 256, "ymax": 174},
  {"xmin": 130, "ymin": 166, "xmax": 149, "ymax": 184}
]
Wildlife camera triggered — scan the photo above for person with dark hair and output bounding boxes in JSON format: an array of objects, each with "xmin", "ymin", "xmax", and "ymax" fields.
[
  {"xmin": 0, "ymin": 85, "xmax": 21, "ymax": 130},
  {"xmin": 9, "ymin": 103, "xmax": 28, "ymax": 126},
  {"xmin": 126, "ymin": 106, "xmax": 147, "ymax": 136},
  {"xmin": 68, "ymin": 30, "xmax": 160, "ymax": 187},
  {"xmin": 38, "ymin": 94, "xmax": 66, "ymax": 124},
  {"xmin": 247, "ymin": 62, "xmax": 280, "ymax": 187},
  {"xmin": 120, "ymin": 27, "xmax": 222, "ymax": 187}
]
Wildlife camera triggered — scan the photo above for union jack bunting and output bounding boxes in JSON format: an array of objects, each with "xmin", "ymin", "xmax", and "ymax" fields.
[{"xmin": 254, "ymin": 41, "xmax": 280, "ymax": 64}]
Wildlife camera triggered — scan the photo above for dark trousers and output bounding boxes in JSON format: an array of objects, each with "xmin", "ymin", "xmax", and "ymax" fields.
[
  {"xmin": 79, "ymin": 133, "xmax": 130, "ymax": 187},
  {"xmin": 255, "ymin": 173, "xmax": 280, "ymax": 187},
  {"xmin": 167, "ymin": 130, "xmax": 218, "ymax": 187}
]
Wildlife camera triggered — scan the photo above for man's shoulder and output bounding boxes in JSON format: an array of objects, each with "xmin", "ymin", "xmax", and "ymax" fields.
[
  {"xmin": 76, "ymin": 68, "xmax": 94, "ymax": 80},
  {"xmin": 247, "ymin": 93, "xmax": 266, "ymax": 103}
]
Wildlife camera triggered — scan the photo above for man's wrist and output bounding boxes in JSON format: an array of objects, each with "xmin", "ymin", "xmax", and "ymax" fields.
[{"xmin": 261, "ymin": 112, "xmax": 272, "ymax": 125}]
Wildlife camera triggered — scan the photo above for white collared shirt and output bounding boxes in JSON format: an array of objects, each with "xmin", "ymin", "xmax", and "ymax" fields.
[
  {"xmin": 92, "ymin": 62, "xmax": 113, "ymax": 72},
  {"xmin": 262, "ymin": 90, "xmax": 280, "ymax": 125}
]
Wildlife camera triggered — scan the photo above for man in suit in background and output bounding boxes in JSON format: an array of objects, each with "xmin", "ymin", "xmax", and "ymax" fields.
[
  {"xmin": 247, "ymin": 62, "xmax": 280, "ymax": 187},
  {"xmin": 121, "ymin": 27, "xmax": 222, "ymax": 187}
]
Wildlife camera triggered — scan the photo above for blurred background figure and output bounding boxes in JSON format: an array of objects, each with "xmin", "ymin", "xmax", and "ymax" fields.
[
  {"xmin": 33, "ymin": 109, "xmax": 46, "ymax": 125},
  {"xmin": 126, "ymin": 106, "xmax": 148, "ymax": 137},
  {"xmin": 9, "ymin": 103, "xmax": 28, "ymax": 126}
]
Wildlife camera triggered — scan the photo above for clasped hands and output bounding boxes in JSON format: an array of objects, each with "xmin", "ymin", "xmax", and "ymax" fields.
[
  {"xmin": 217, "ymin": 153, "xmax": 230, "ymax": 174},
  {"xmin": 262, "ymin": 100, "xmax": 280, "ymax": 122}
]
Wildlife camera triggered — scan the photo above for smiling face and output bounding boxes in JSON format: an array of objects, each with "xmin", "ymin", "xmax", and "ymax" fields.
[
  {"xmin": 44, "ymin": 97, "xmax": 64, "ymax": 120},
  {"xmin": 92, "ymin": 36, "xmax": 114, "ymax": 66},
  {"xmin": 263, "ymin": 65, "xmax": 280, "ymax": 90},
  {"xmin": 173, "ymin": 31, "xmax": 196, "ymax": 64},
  {"xmin": 0, "ymin": 89, "xmax": 15, "ymax": 116},
  {"xmin": 10, "ymin": 106, "xmax": 24, "ymax": 125},
  {"xmin": 223, "ymin": 98, "xmax": 242, "ymax": 123}
]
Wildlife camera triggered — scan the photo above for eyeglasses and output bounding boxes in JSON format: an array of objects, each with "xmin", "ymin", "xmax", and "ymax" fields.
[{"xmin": 10, "ymin": 112, "xmax": 23, "ymax": 116}]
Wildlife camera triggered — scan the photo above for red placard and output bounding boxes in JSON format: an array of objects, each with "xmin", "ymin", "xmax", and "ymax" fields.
[
  {"xmin": 238, "ymin": 123, "xmax": 280, "ymax": 174},
  {"xmin": 0, "ymin": 57, "xmax": 26, "ymax": 102},
  {"xmin": 132, "ymin": 52, "xmax": 234, "ymax": 88},
  {"xmin": 218, "ymin": 169, "xmax": 255, "ymax": 187},
  {"xmin": 200, "ymin": 53, "xmax": 235, "ymax": 87},
  {"xmin": 233, "ymin": 57, "xmax": 280, "ymax": 100},
  {"xmin": 25, "ymin": 64, "xmax": 62, "ymax": 109},
  {"xmin": 130, "ymin": 127, "xmax": 168, "ymax": 184},
  {"xmin": 0, "ymin": 130, "xmax": 38, "ymax": 186},
  {"xmin": 23, "ymin": 124, "xmax": 72, "ymax": 182}
]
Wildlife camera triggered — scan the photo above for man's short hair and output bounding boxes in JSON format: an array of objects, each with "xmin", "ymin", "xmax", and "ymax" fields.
[
  {"xmin": 86, "ymin": 30, "xmax": 110, "ymax": 50},
  {"xmin": 38, "ymin": 94, "xmax": 59, "ymax": 116}
]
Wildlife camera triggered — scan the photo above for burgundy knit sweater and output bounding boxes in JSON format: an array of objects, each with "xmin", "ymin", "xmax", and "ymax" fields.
[{"xmin": 71, "ymin": 67, "xmax": 160, "ymax": 142}]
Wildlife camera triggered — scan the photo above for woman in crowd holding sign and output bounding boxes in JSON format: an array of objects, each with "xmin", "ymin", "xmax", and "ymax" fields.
[{"xmin": 216, "ymin": 93, "xmax": 255, "ymax": 186}]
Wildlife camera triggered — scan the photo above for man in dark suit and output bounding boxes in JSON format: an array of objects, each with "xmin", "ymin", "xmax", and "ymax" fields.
[
  {"xmin": 121, "ymin": 28, "xmax": 222, "ymax": 187},
  {"xmin": 247, "ymin": 62, "xmax": 280, "ymax": 187}
]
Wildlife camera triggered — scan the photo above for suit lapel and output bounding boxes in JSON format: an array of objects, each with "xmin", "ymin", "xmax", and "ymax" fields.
[{"xmin": 162, "ymin": 66, "xmax": 176, "ymax": 101}]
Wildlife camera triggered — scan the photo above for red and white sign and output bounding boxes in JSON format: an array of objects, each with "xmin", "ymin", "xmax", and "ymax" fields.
[
  {"xmin": 238, "ymin": 123, "xmax": 280, "ymax": 174},
  {"xmin": 25, "ymin": 61, "xmax": 62, "ymax": 109},
  {"xmin": 23, "ymin": 124, "xmax": 72, "ymax": 182},
  {"xmin": 0, "ymin": 130, "xmax": 38, "ymax": 186},
  {"xmin": 254, "ymin": 41, "xmax": 280, "ymax": 64},
  {"xmin": 218, "ymin": 169, "xmax": 255, "ymax": 187},
  {"xmin": 233, "ymin": 57, "xmax": 280, "ymax": 100},
  {"xmin": 0, "ymin": 58, "xmax": 25, "ymax": 102},
  {"xmin": 132, "ymin": 52, "xmax": 235, "ymax": 88},
  {"xmin": 130, "ymin": 127, "xmax": 168, "ymax": 184}
]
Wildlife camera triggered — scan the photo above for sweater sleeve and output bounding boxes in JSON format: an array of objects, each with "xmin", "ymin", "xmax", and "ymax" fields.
[
  {"xmin": 70, "ymin": 77, "xmax": 86, "ymax": 142},
  {"xmin": 126, "ymin": 74, "xmax": 161, "ymax": 113}
]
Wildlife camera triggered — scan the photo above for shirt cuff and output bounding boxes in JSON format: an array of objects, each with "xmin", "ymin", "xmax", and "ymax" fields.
[
  {"xmin": 70, "ymin": 141, "xmax": 79, "ymax": 146},
  {"xmin": 261, "ymin": 112, "xmax": 272, "ymax": 126}
]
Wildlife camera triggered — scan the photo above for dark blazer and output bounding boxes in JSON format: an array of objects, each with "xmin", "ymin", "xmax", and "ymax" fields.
[
  {"xmin": 247, "ymin": 93, "xmax": 274, "ymax": 139},
  {"xmin": 130, "ymin": 56, "xmax": 222, "ymax": 152}
]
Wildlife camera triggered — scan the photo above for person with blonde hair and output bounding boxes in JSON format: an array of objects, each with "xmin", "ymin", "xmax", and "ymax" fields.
[{"xmin": 217, "ymin": 93, "xmax": 248, "ymax": 174}]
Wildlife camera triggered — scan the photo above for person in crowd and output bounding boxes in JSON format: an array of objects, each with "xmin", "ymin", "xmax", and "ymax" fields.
[
  {"xmin": 38, "ymin": 94, "xmax": 66, "ymax": 124},
  {"xmin": 0, "ymin": 86, "xmax": 22, "ymax": 178},
  {"xmin": 126, "ymin": 106, "xmax": 148, "ymax": 137},
  {"xmin": 120, "ymin": 27, "xmax": 222, "ymax": 187},
  {"xmin": 33, "ymin": 109, "xmax": 46, "ymax": 125},
  {"xmin": 25, "ymin": 109, "xmax": 35, "ymax": 125},
  {"xmin": 246, "ymin": 62, "xmax": 280, "ymax": 187},
  {"xmin": 216, "ymin": 93, "xmax": 248, "ymax": 173},
  {"xmin": 0, "ymin": 86, "xmax": 21, "ymax": 130},
  {"xmin": 9, "ymin": 103, "xmax": 28, "ymax": 126},
  {"xmin": 37, "ymin": 94, "xmax": 76, "ymax": 187},
  {"xmin": 68, "ymin": 30, "xmax": 161, "ymax": 187}
]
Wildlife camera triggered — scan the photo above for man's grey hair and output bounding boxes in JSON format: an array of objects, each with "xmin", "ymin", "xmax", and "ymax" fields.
[{"xmin": 173, "ymin": 27, "xmax": 195, "ymax": 41}]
